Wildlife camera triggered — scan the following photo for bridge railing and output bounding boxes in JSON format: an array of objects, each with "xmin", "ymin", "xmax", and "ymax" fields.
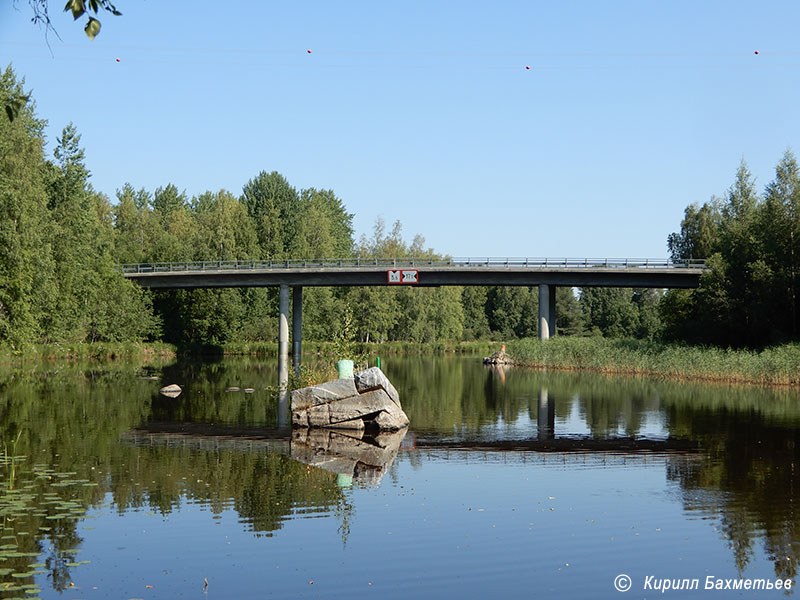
[{"xmin": 119, "ymin": 258, "xmax": 707, "ymax": 274}]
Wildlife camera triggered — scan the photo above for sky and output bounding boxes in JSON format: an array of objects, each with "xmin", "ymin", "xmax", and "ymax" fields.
[{"xmin": 2, "ymin": 1, "xmax": 799, "ymax": 260}]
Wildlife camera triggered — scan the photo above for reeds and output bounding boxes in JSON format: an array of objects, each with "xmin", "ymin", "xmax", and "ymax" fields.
[{"xmin": 508, "ymin": 337, "xmax": 800, "ymax": 386}]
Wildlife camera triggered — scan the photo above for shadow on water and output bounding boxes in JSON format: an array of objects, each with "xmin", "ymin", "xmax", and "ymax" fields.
[{"xmin": 1, "ymin": 355, "xmax": 800, "ymax": 594}]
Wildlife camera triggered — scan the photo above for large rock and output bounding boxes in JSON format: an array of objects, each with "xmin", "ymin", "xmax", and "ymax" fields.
[{"xmin": 291, "ymin": 368, "xmax": 409, "ymax": 431}]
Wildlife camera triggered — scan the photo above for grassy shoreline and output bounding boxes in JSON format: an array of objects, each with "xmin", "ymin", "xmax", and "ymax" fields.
[
  {"xmin": 506, "ymin": 337, "xmax": 800, "ymax": 386},
  {"xmin": 217, "ymin": 339, "xmax": 496, "ymax": 357},
  {"xmin": 3, "ymin": 337, "xmax": 798, "ymax": 388},
  {"xmin": 0, "ymin": 339, "xmax": 494, "ymax": 365}
]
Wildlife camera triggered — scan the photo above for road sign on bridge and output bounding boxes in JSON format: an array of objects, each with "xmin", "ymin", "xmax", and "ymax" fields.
[{"xmin": 388, "ymin": 269, "xmax": 419, "ymax": 284}]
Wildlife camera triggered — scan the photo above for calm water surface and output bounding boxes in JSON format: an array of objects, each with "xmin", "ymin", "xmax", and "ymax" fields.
[{"xmin": 1, "ymin": 355, "xmax": 799, "ymax": 599}]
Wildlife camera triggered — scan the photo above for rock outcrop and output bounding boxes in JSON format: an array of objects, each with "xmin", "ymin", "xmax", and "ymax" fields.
[
  {"xmin": 483, "ymin": 345, "xmax": 515, "ymax": 365},
  {"xmin": 291, "ymin": 367, "xmax": 409, "ymax": 431}
]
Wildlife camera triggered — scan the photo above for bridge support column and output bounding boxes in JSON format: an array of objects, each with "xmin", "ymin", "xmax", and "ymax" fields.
[
  {"xmin": 278, "ymin": 284, "xmax": 290, "ymax": 425},
  {"xmin": 538, "ymin": 284, "xmax": 556, "ymax": 340},
  {"xmin": 292, "ymin": 286, "xmax": 303, "ymax": 376},
  {"xmin": 537, "ymin": 388, "xmax": 555, "ymax": 440}
]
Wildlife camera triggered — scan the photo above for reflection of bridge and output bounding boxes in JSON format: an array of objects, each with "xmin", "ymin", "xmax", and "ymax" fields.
[
  {"xmin": 125, "ymin": 386, "xmax": 699, "ymax": 459},
  {"xmin": 122, "ymin": 257, "xmax": 706, "ymax": 391}
]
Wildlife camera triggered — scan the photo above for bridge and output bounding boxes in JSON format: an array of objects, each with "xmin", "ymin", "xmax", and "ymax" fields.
[{"xmin": 122, "ymin": 257, "xmax": 706, "ymax": 392}]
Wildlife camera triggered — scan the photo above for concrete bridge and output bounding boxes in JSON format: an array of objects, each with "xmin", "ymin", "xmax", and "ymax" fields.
[{"xmin": 122, "ymin": 257, "xmax": 706, "ymax": 391}]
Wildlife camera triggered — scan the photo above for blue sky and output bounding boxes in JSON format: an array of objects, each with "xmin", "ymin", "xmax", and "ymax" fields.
[{"xmin": 2, "ymin": 1, "xmax": 799, "ymax": 259}]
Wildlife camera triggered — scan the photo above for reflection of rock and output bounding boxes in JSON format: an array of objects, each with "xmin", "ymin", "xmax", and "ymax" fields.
[
  {"xmin": 291, "ymin": 368, "xmax": 409, "ymax": 431},
  {"xmin": 291, "ymin": 428, "xmax": 407, "ymax": 485},
  {"xmin": 159, "ymin": 383, "xmax": 182, "ymax": 397}
]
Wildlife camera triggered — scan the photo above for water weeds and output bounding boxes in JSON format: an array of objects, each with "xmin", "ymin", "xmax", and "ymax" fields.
[{"xmin": 1, "ymin": 455, "xmax": 99, "ymax": 591}]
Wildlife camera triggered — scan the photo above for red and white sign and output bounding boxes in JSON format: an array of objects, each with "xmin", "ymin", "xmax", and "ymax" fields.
[{"xmin": 387, "ymin": 269, "xmax": 419, "ymax": 284}]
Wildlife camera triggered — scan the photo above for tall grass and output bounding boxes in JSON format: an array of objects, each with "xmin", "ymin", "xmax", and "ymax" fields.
[{"xmin": 507, "ymin": 337, "xmax": 800, "ymax": 386}]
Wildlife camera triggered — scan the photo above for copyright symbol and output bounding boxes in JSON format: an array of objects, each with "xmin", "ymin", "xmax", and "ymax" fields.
[{"xmin": 614, "ymin": 574, "xmax": 632, "ymax": 592}]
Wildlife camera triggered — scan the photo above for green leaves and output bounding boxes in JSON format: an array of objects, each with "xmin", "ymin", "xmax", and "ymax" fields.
[
  {"xmin": 62, "ymin": 0, "xmax": 121, "ymax": 39},
  {"xmin": 84, "ymin": 16, "xmax": 101, "ymax": 40},
  {"xmin": 64, "ymin": 0, "xmax": 86, "ymax": 20}
]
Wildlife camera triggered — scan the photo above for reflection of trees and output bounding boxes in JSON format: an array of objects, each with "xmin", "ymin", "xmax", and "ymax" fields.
[
  {"xmin": 0, "ymin": 358, "xmax": 350, "ymax": 595},
  {"xmin": 390, "ymin": 355, "xmax": 800, "ymax": 437},
  {"xmin": 109, "ymin": 443, "xmax": 348, "ymax": 535},
  {"xmin": 665, "ymin": 410, "xmax": 800, "ymax": 580},
  {"xmin": 390, "ymin": 355, "xmax": 800, "ymax": 582},
  {"xmin": 389, "ymin": 356, "xmax": 671, "ymax": 438},
  {"xmin": 149, "ymin": 358, "xmax": 282, "ymax": 425},
  {"xmin": 0, "ymin": 362, "xmax": 158, "ymax": 591}
]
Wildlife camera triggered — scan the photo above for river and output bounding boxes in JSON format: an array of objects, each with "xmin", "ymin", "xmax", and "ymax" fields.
[{"xmin": 0, "ymin": 354, "xmax": 798, "ymax": 599}]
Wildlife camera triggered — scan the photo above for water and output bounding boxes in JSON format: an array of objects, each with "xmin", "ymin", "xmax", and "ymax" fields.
[{"xmin": 1, "ymin": 355, "xmax": 799, "ymax": 599}]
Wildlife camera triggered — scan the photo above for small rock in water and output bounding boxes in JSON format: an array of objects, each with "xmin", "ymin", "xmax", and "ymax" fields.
[{"xmin": 159, "ymin": 384, "xmax": 182, "ymax": 398}]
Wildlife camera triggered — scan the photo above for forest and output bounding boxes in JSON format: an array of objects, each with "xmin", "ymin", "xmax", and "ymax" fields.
[{"xmin": 2, "ymin": 64, "xmax": 799, "ymax": 351}]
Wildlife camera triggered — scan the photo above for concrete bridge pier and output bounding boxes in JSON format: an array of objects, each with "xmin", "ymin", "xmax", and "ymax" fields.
[
  {"xmin": 538, "ymin": 284, "xmax": 556, "ymax": 340},
  {"xmin": 292, "ymin": 286, "xmax": 303, "ymax": 376},
  {"xmin": 278, "ymin": 284, "xmax": 290, "ymax": 425},
  {"xmin": 537, "ymin": 388, "xmax": 555, "ymax": 440}
]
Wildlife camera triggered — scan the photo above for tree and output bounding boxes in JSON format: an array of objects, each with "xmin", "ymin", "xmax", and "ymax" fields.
[
  {"xmin": 461, "ymin": 287, "xmax": 491, "ymax": 340},
  {"xmin": 153, "ymin": 184, "xmax": 188, "ymax": 226},
  {"xmin": 762, "ymin": 151, "xmax": 800, "ymax": 338},
  {"xmin": 486, "ymin": 286, "xmax": 537, "ymax": 339},
  {"xmin": 631, "ymin": 288, "xmax": 663, "ymax": 339},
  {"xmin": 192, "ymin": 190, "xmax": 257, "ymax": 260},
  {"xmin": 112, "ymin": 184, "xmax": 156, "ymax": 264},
  {"xmin": 241, "ymin": 171, "xmax": 300, "ymax": 259},
  {"xmin": 45, "ymin": 123, "xmax": 99, "ymax": 340},
  {"xmin": 580, "ymin": 287, "xmax": 639, "ymax": 338},
  {"xmin": 0, "ymin": 66, "xmax": 55, "ymax": 347},
  {"xmin": 292, "ymin": 188, "xmax": 354, "ymax": 258},
  {"xmin": 661, "ymin": 155, "xmax": 800, "ymax": 346},
  {"xmin": 555, "ymin": 287, "xmax": 583, "ymax": 336},
  {"xmin": 45, "ymin": 123, "xmax": 158, "ymax": 342},
  {"xmin": 668, "ymin": 201, "xmax": 722, "ymax": 262}
]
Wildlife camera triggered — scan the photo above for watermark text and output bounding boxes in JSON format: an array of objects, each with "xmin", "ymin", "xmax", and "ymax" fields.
[{"xmin": 614, "ymin": 574, "xmax": 793, "ymax": 593}]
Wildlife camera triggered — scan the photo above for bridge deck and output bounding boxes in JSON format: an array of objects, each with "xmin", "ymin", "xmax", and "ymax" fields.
[{"xmin": 121, "ymin": 258, "xmax": 706, "ymax": 289}]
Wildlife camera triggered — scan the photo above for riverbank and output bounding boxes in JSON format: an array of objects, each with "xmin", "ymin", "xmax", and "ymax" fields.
[
  {"xmin": 218, "ymin": 339, "xmax": 495, "ymax": 357},
  {"xmin": 7, "ymin": 338, "xmax": 795, "ymax": 388},
  {"xmin": 0, "ymin": 339, "xmax": 495, "ymax": 365},
  {"xmin": 0, "ymin": 341, "xmax": 177, "ymax": 363},
  {"xmin": 507, "ymin": 337, "xmax": 800, "ymax": 386}
]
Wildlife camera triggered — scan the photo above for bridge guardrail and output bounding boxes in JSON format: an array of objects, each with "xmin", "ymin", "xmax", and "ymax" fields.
[{"xmin": 119, "ymin": 258, "xmax": 707, "ymax": 274}]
